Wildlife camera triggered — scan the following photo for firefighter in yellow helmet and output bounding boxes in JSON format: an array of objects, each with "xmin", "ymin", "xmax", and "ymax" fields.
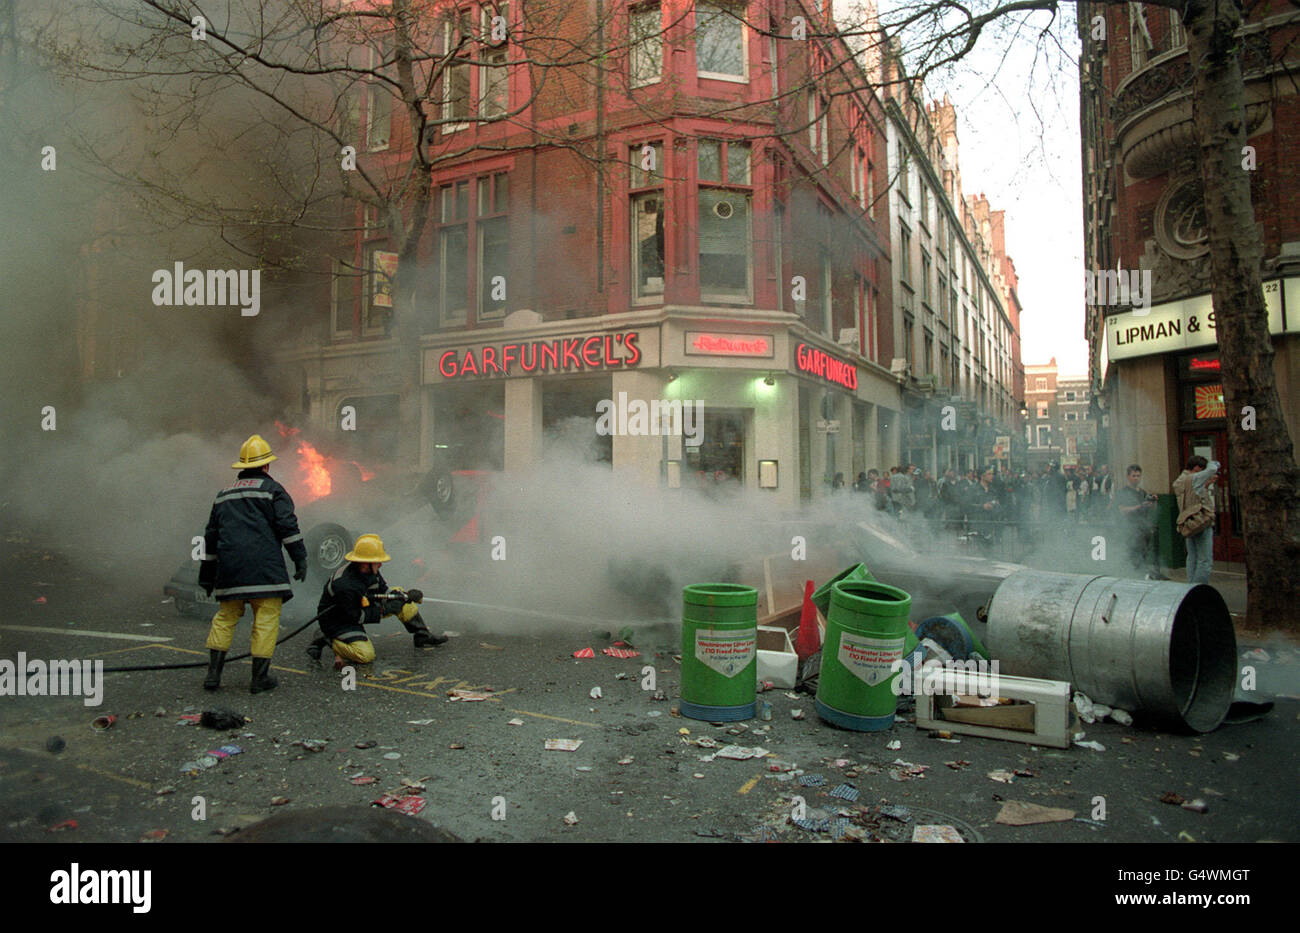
[
  {"xmin": 305, "ymin": 533, "xmax": 447, "ymax": 667},
  {"xmin": 197, "ymin": 434, "xmax": 308, "ymax": 694}
]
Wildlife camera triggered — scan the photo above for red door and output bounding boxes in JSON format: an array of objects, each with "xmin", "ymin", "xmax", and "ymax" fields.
[{"xmin": 1180, "ymin": 430, "xmax": 1242, "ymax": 562}]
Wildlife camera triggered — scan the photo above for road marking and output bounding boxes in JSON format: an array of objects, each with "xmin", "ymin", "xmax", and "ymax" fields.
[
  {"xmin": 0, "ymin": 625, "xmax": 173, "ymax": 643},
  {"xmin": 75, "ymin": 763, "xmax": 152, "ymax": 789},
  {"xmin": 504, "ymin": 708, "xmax": 599, "ymax": 728},
  {"xmin": 737, "ymin": 774, "xmax": 761, "ymax": 795}
]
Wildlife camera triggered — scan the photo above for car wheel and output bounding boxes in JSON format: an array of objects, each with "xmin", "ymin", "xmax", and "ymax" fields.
[
  {"xmin": 418, "ymin": 467, "xmax": 456, "ymax": 518},
  {"xmin": 304, "ymin": 523, "xmax": 352, "ymax": 579}
]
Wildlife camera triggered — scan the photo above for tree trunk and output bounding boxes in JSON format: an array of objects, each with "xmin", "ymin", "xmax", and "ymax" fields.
[{"xmin": 1185, "ymin": 0, "xmax": 1300, "ymax": 629}]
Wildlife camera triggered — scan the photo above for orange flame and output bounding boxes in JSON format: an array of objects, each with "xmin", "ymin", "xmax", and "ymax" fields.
[{"xmin": 297, "ymin": 441, "xmax": 332, "ymax": 502}]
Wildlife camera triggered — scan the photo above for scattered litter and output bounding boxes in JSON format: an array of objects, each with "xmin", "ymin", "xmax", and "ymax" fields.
[
  {"xmin": 798, "ymin": 773, "xmax": 826, "ymax": 787},
  {"xmin": 1012, "ymin": 768, "xmax": 1035, "ymax": 777},
  {"xmin": 295, "ymin": 739, "xmax": 327, "ymax": 752},
  {"xmin": 178, "ymin": 761, "xmax": 202, "ymax": 774},
  {"xmin": 91, "ymin": 715, "xmax": 116, "ymax": 731},
  {"xmin": 589, "ymin": 687, "xmax": 603, "ymax": 700},
  {"xmin": 45, "ymin": 736, "xmax": 65, "ymax": 754},
  {"xmin": 945, "ymin": 760, "xmax": 970, "ymax": 770},
  {"xmin": 760, "ymin": 702, "xmax": 773, "ymax": 722},
  {"xmin": 176, "ymin": 715, "xmax": 201, "ymax": 725},
  {"xmin": 1242, "ymin": 648, "xmax": 1270, "ymax": 663},
  {"xmin": 573, "ymin": 647, "xmax": 595, "ymax": 659},
  {"xmin": 829, "ymin": 783, "xmax": 860, "ymax": 802},
  {"xmin": 1159, "ymin": 791, "xmax": 1185, "ymax": 806},
  {"xmin": 716, "ymin": 745, "xmax": 769, "ymax": 760},
  {"xmin": 507, "ymin": 718, "xmax": 525, "ymax": 726},
  {"xmin": 995, "ymin": 801, "xmax": 1075, "ymax": 826},
  {"xmin": 1073, "ymin": 738, "xmax": 1106, "ymax": 752},
  {"xmin": 155, "ymin": 786, "xmax": 175, "ymax": 796},
  {"xmin": 987, "ymin": 770, "xmax": 1016, "ymax": 784},
  {"xmin": 694, "ymin": 827, "xmax": 727, "ymax": 838},
  {"xmin": 33, "ymin": 596, "xmax": 46, "ymax": 604},
  {"xmin": 355, "ymin": 740, "xmax": 378, "ymax": 749},
  {"xmin": 46, "ymin": 820, "xmax": 77, "ymax": 833},
  {"xmin": 736, "ymin": 825, "xmax": 781, "ymax": 843},
  {"xmin": 1073, "ymin": 691, "xmax": 1096, "ymax": 724},
  {"xmin": 372, "ymin": 794, "xmax": 427, "ymax": 816},
  {"xmin": 545, "ymin": 738, "xmax": 583, "ymax": 752},
  {"xmin": 406, "ymin": 719, "xmax": 436, "ymax": 726},
  {"xmin": 652, "ymin": 689, "xmax": 668, "ymax": 701},
  {"xmin": 646, "ymin": 711, "xmax": 662, "ymax": 718},
  {"xmin": 688, "ymin": 736, "xmax": 719, "ymax": 748},
  {"xmin": 912, "ymin": 824, "xmax": 963, "ymax": 843},
  {"xmin": 200, "ymin": 709, "xmax": 247, "ymax": 730},
  {"xmin": 927, "ymin": 730, "xmax": 953, "ymax": 739},
  {"xmin": 1223, "ymin": 752, "xmax": 1240, "ymax": 762},
  {"xmin": 1092, "ymin": 702, "xmax": 1113, "ymax": 720},
  {"xmin": 350, "ymin": 776, "xmax": 377, "ymax": 785},
  {"xmin": 766, "ymin": 759, "xmax": 797, "ymax": 773},
  {"xmin": 1182, "ymin": 799, "xmax": 1209, "ymax": 814},
  {"xmin": 382, "ymin": 752, "xmax": 401, "ymax": 760},
  {"xmin": 693, "ymin": 772, "xmax": 705, "ymax": 778},
  {"xmin": 449, "ymin": 743, "xmax": 465, "ymax": 750},
  {"xmin": 783, "ymin": 691, "xmax": 800, "ymax": 700},
  {"xmin": 678, "ymin": 727, "xmax": 690, "ymax": 735},
  {"xmin": 615, "ymin": 672, "xmax": 629, "ymax": 680},
  {"xmin": 1178, "ymin": 830, "xmax": 1197, "ymax": 843},
  {"xmin": 448, "ymin": 689, "xmax": 493, "ymax": 701},
  {"xmin": 880, "ymin": 804, "xmax": 912, "ymax": 823},
  {"xmin": 888, "ymin": 759, "xmax": 929, "ymax": 781},
  {"xmin": 1111, "ymin": 709, "xmax": 1133, "ymax": 726},
  {"xmin": 886, "ymin": 739, "xmax": 901, "ymax": 751},
  {"xmin": 618, "ymin": 756, "xmax": 634, "ymax": 765},
  {"xmin": 603, "ymin": 647, "xmax": 640, "ymax": 659},
  {"xmin": 270, "ymin": 796, "xmax": 290, "ymax": 806},
  {"xmin": 139, "ymin": 829, "xmax": 168, "ymax": 842},
  {"xmin": 563, "ymin": 811, "xmax": 579, "ymax": 825},
  {"xmin": 792, "ymin": 817, "xmax": 831, "ymax": 833},
  {"xmin": 479, "ymin": 643, "xmax": 504, "ymax": 651},
  {"xmin": 790, "ymin": 709, "xmax": 805, "ymax": 720}
]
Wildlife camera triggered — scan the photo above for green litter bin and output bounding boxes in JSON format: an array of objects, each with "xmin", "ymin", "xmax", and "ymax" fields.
[
  {"xmin": 811, "ymin": 563, "xmax": 876, "ymax": 617},
  {"xmin": 815, "ymin": 580, "xmax": 912, "ymax": 731},
  {"xmin": 680, "ymin": 583, "xmax": 758, "ymax": 722}
]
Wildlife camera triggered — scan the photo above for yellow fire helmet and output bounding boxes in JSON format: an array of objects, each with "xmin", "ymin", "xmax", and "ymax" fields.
[
  {"xmin": 232, "ymin": 434, "xmax": 277, "ymax": 469},
  {"xmin": 346, "ymin": 533, "xmax": 392, "ymax": 563}
]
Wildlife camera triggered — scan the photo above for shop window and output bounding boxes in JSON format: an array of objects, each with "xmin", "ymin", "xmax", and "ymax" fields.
[
  {"xmin": 698, "ymin": 139, "xmax": 752, "ymax": 302},
  {"xmin": 630, "ymin": 4, "xmax": 662, "ymax": 87},
  {"xmin": 696, "ymin": 2, "xmax": 746, "ymax": 81},
  {"xmin": 364, "ymin": 245, "xmax": 398, "ymax": 335},
  {"xmin": 434, "ymin": 383, "xmax": 505, "ymax": 471},
  {"xmin": 684, "ymin": 409, "xmax": 747, "ymax": 488},
  {"xmin": 631, "ymin": 141, "xmax": 665, "ymax": 301}
]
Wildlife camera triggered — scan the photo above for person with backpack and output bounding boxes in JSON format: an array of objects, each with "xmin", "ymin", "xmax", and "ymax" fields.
[{"xmin": 1172, "ymin": 456, "xmax": 1220, "ymax": 585}]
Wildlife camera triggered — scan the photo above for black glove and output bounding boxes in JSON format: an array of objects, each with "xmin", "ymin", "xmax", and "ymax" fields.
[
  {"xmin": 293, "ymin": 560, "xmax": 308, "ymax": 582},
  {"xmin": 406, "ymin": 589, "xmax": 423, "ymax": 604},
  {"xmin": 378, "ymin": 597, "xmax": 406, "ymax": 616}
]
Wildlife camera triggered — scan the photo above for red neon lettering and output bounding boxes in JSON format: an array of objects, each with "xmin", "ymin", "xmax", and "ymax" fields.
[
  {"xmin": 582, "ymin": 336, "xmax": 602, "ymax": 367},
  {"xmin": 502, "ymin": 344, "xmax": 518, "ymax": 372},
  {"xmin": 539, "ymin": 342, "xmax": 559, "ymax": 371},
  {"xmin": 521, "ymin": 342, "xmax": 538, "ymax": 372},
  {"xmin": 460, "ymin": 349, "xmax": 479, "ymax": 376},
  {"xmin": 624, "ymin": 332, "xmax": 641, "ymax": 366},
  {"xmin": 439, "ymin": 350, "xmax": 457, "ymax": 378},
  {"xmin": 481, "ymin": 346, "xmax": 500, "ymax": 374},
  {"xmin": 562, "ymin": 338, "xmax": 582, "ymax": 369},
  {"xmin": 603, "ymin": 334, "xmax": 619, "ymax": 367}
]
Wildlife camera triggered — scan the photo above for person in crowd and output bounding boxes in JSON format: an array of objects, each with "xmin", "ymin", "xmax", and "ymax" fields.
[
  {"xmin": 1172, "ymin": 455, "xmax": 1220, "ymax": 585},
  {"xmin": 1115, "ymin": 463, "xmax": 1163, "ymax": 579}
]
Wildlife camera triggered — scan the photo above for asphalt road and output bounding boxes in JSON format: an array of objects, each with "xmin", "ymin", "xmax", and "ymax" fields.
[{"xmin": 1, "ymin": 528, "xmax": 1296, "ymax": 844}]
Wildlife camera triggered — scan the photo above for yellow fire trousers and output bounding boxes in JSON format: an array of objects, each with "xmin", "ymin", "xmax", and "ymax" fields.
[
  {"xmin": 206, "ymin": 598, "xmax": 282, "ymax": 658},
  {"xmin": 331, "ymin": 602, "xmax": 421, "ymax": 665}
]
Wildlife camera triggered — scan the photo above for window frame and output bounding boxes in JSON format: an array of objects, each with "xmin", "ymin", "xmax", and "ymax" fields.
[
  {"xmin": 695, "ymin": 1, "xmax": 749, "ymax": 83},
  {"xmin": 630, "ymin": 140, "xmax": 667, "ymax": 304},
  {"xmin": 630, "ymin": 2, "xmax": 664, "ymax": 88},
  {"xmin": 437, "ymin": 179, "xmax": 472, "ymax": 327},
  {"xmin": 476, "ymin": 172, "xmax": 510, "ymax": 321},
  {"xmin": 697, "ymin": 137, "xmax": 754, "ymax": 304}
]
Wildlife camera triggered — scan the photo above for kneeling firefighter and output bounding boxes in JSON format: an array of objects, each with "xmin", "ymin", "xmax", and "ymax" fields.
[{"xmin": 306, "ymin": 533, "xmax": 447, "ymax": 666}]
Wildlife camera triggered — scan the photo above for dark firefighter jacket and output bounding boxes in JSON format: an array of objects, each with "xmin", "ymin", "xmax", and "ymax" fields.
[
  {"xmin": 317, "ymin": 563, "xmax": 389, "ymax": 639},
  {"xmin": 201, "ymin": 469, "xmax": 307, "ymax": 602}
]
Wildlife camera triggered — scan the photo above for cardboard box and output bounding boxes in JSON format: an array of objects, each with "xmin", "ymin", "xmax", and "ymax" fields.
[{"xmin": 756, "ymin": 626, "xmax": 798, "ymax": 688}]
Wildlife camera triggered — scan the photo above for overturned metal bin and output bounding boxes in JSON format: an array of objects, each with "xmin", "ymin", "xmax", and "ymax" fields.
[{"xmin": 985, "ymin": 571, "xmax": 1237, "ymax": 733}]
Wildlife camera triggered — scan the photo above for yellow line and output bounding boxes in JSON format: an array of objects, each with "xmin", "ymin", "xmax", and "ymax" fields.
[
  {"xmin": 737, "ymin": 774, "xmax": 761, "ymax": 795},
  {"xmin": 96, "ymin": 643, "xmax": 174, "ymax": 658},
  {"xmin": 504, "ymin": 708, "xmax": 600, "ymax": 728},
  {"xmin": 75, "ymin": 763, "xmax": 152, "ymax": 790}
]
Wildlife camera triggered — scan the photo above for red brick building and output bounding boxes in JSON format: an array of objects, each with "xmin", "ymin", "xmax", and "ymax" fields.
[
  {"xmin": 285, "ymin": 0, "xmax": 912, "ymax": 505},
  {"xmin": 1080, "ymin": 1, "xmax": 1300, "ymax": 561}
]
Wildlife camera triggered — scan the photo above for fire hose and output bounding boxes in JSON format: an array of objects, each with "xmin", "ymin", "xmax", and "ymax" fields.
[{"xmin": 101, "ymin": 591, "xmax": 421, "ymax": 673}]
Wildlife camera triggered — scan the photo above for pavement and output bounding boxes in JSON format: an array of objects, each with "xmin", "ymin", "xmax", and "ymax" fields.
[{"xmin": 1, "ymin": 527, "xmax": 1297, "ymax": 844}]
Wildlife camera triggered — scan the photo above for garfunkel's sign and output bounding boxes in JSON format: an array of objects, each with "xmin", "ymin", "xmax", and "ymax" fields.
[
  {"xmin": 685, "ymin": 331, "xmax": 774, "ymax": 357},
  {"xmin": 795, "ymin": 342, "xmax": 858, "ymax": 390},
  {"xmin": 438, "ymin": 331, "xmax": 641, "ymax": 378}
]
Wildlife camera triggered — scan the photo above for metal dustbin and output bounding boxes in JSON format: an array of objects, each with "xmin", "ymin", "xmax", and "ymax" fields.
[
  {"xmin": 811, "ymin": 563, "xmax": 876, "ymax": 617},
  {"xmin": 679, "ymin": 584, "xmax": 758, "ymax": 722},
  {"xmin": 985, "ymin": 570, "xmax": 1237, "ymax": 732}
]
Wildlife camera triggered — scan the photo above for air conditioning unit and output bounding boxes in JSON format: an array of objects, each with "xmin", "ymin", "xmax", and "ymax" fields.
[
  {"xmin": 838, "ymin": 327, "xmax": 858, "ymax": 348},
  {"xmin": 712, "ymin": 199, "xmax": 735, "ymax": 219}
]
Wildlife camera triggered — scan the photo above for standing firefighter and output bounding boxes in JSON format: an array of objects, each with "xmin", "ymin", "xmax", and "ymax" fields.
[
  {"xmin": 198, "ymin": 434, "xmax": 308, "ymax": 694},
  {"xmin": 306, "ymin": 533, "xmax": 447, "ymax": 668}
]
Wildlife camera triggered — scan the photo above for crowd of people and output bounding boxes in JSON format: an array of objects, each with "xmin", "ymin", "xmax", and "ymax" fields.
[{"xmin": 836, "ymin": 455, "xmax": 1220, "ymax": 582}]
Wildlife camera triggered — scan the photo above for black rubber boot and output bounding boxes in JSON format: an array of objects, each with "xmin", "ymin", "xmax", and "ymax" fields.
[
  {"xmin": 203, "ymin": 650, "xmax": 226, "ymax": 691},
  {"xmin": 250, "ymin": 657, "xmax": 278, "ymax": 694},
  {"xmin": 305, "ymin": 636, "xmax": 328, "ymax": 663},
  {"xmin": 406, "ymin": 613, "xmax": 447, "ymax": 647}
]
